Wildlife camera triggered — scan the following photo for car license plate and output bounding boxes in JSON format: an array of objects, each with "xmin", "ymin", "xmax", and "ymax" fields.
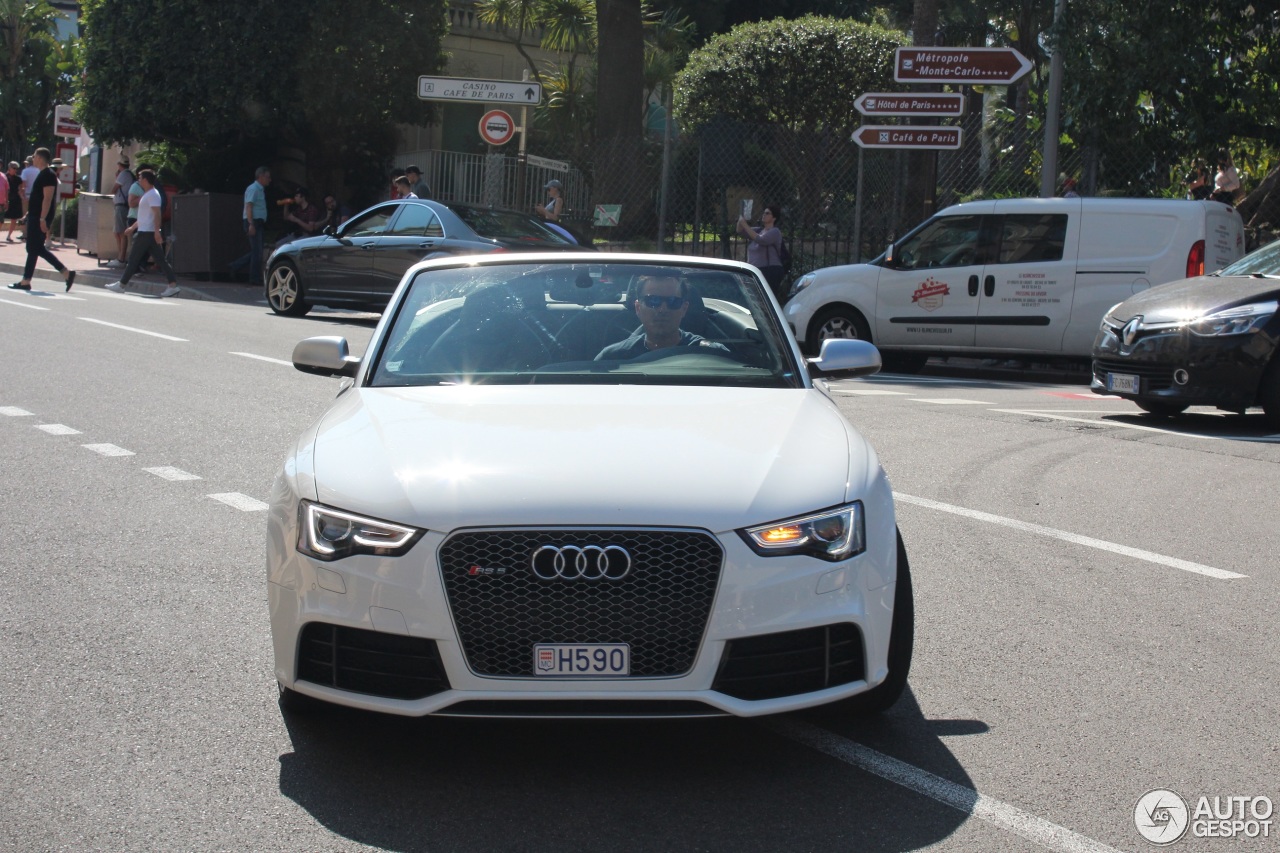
[
  {"xmin": 1107, "ymin": 372, "xmax": 1140, "ymax": 394},
  {"xmin": 534, "ymin": 644, "xmax": 630, "ymax": 676}
]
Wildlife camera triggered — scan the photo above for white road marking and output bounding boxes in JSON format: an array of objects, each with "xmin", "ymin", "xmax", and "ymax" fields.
[
  {"xmin": 910, "ymin": 398, "xmax": 992, "ymax": 405},
  {"xmin": 766, "ymin": 719, "xmax": 1125, "ymax": 853},
  {"xmin": 83, "ymin": 290, "xmax": 176, "ymax": 305},
  {"xmin": 82, "ymin": 443, "xmax": 135, "ymax": 457},
  {"xmin": 894, "ymin": 492, "xmax": 1246, "ymax": 579},
  {"xmin": 230, "ymin": 351, "xmax": 293, "ymax": 366},
  {"xmin": 35, "ymin": 424, "xmax": 81, "ymax": 435},
  {"xmin": 78, "ymin": 317, "xmax": 188, "ymax": 341},
  {"xmin": 0, "ymin": 406, "xmax": 34, "ymax": 416},
  {"xmin": 993, "ymin": 409, "xmax": 1280, "ymax": 444},
  {"xmin": 832, "ymin": 389, "xmax": 909, "ymax": 396},
  {"xmin": 0, "ymin": 298, "xmax": 49, "ymax": 310},
  {"xmin": 144, "ymin": 466, "xmax": 202, "ymax": 482},
  {"xmin": 208, "ymin": 492, "xmax": 269, "ymax": 512}
]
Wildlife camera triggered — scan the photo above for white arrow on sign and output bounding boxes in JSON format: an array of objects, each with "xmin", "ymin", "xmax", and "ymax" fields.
[{"xmin": 418, "ymin": 75, "xmax": 542, "ymax": 105}]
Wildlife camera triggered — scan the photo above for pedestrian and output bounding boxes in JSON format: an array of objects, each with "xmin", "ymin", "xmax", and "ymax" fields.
[
  {"xmin": 322, "ymin": 193, "xmax": 350, "ymax": 229},
  {"xmin": 277, "ymin": 186, "xmax": 326, "ymax": 246},
  {"xmin": 105, "ymin": 169, "xmax": 179, "ymax": 297},
  {"xmin": 3, "ymin": 162, "xmax": 20, "ymax": 241},
  {"xmin": 1061, "ymin": 176, "xmax": 1080, "ymax": 198},
  {"xmin": 736, "ymin": 203, "xmax": 786, "ymax": 302},
  {"xmin": 389, "ymin": 167, "xmax": 405, "ymax": 200},
  {"xmin": 19, "ymin": 156, "xmax": 38, "ymax": 219},
  {"xmin": 1185, "ymin": 158, "xmax": 1211, "ymax": 200},
  {"xmin": 109, "ymin": 157, "xmax": 133, "ymax": 265},
  {"xmin": 8, "ymin": 148, "xmax": 74, "ymax": 292},
  {"xmin": 535, "ymin": 179, "xmax": 563, "ymax": 222},
  {"xmin": 228, "ymin": 166, "xmax": 271, "ymax": 286},
  {"xmin": 405, "ymin": 165, "xmax": 431, "ymax": 199},
  {"xmin": 393, "ymin": 175, "xmax": 416, "ymax": 199},
  {"xmin": 1210, "ymin": 150, "xmax": 1241, "ymax": 205}
]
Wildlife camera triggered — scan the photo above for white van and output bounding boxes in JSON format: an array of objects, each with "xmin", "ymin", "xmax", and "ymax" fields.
[{"xmin": 784, "ymin": 198, "xmax": 1244, "ymax": 368}]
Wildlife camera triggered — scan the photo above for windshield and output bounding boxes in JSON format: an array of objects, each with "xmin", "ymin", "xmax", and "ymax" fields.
[
  {"xmin": 1217, "ymin": 239, "xmax": 1280, "ymax": 277},
  {"xmin": 369, "ymin": 261, "xmax": 803, "ymax": 388},
  {"xmin": 452, "ymin": 207, "xmax": 572, "ymax": 245}
]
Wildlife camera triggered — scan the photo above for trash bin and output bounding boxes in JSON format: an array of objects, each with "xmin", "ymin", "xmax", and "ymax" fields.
[
  {"xmin": 171, "ymin": 192, "xmax": 246, "ymax": 276},
  {"xmin": 75, "ymin": 193, "xmax": 117, "ymax": 264}
]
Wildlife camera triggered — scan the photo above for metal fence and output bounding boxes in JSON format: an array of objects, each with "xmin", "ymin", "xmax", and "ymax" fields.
[{"xmin": 394, "ymin": 148, "xmax": 591, "ymax": 223}]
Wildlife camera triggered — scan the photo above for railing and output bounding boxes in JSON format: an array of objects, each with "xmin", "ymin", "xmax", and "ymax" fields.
[{"xmin": 394, "ymin": 148, "xmax": 590, "ymax": 222}]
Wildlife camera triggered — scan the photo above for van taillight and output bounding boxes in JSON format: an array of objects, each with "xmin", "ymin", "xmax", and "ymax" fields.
[{"xmin": 1187, "ymin": 240, "xmax": 1205, "ymax": 277}]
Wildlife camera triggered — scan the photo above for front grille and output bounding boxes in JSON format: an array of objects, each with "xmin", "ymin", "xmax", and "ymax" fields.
[
  {"xmin": 1093, "ymin": 358, "xmax": 1174, "ymax": 392},
  {"xmin": 439, "ymin": 528, "xmax": 724, "ymax": 677},
  {"xmin": 712, "ymin": 624, "xmax": 865, "ymax": 700},
  {"xmin": 439, "ymin": 700, "xmax": 726, "ymax": 718},
  {"xmin": 296, "ymin": 622, "xmax": 450, "ymax": 700}
]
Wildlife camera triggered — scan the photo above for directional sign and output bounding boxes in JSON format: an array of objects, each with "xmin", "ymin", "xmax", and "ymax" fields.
[
  {"xmin": 853, "ymin": 126, "xmax": 963, "ymax": 151},
  {"xmin": 478, "ymin": 110, "xmax": 515, "ymax": 145},
  {"xmin": 418, "ymin": 75, "xmax": 542, "ymax": 105},
  {"xmin": 855, "ymin": 92, "xmax": 965, "ymax": 118},
  {"xmin": 54, "ymin": 104, "xmax": 81, "ymax": 138},
  {"xmin": 894, "ymin": 47, "xmax": 1032, "ymax": 85}
]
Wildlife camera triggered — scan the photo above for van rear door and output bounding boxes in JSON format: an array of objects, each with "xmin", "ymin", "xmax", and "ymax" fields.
[
  {"xmin": 1204, "ymin": 202, "xmax": 1245, "ymax": 271},
  {"xmin": 973, "ymin": 206, "xmax": 1078, "ymax": 352},
  {"xmin": 874, "ymin": 204, "xmax": 996, "ymax": 349}
]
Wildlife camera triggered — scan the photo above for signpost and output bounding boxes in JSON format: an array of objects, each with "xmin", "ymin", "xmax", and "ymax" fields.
[
  {"xmin": 855, "ymin": 92, "xmax": 965, "ymax": 118},
  {"xmin": 417, "ymin": 75, "xmax": 542, "ymax": 106},
  {"xmin": 852, "ymin": 126, "xmax": 962, "ymax": 150},
  {"xmin": 593, "ymin": 204, "xmax": 621, "ymax": 227},
  {"xmin": 54, "ymin": 104, "xmax": 81, "ymax": 138},
  {"xmin": 894, "ymin": 47, "xmax": 1032, "ymax": 85},
  {"xmin": 478, "ymin": 110, "xmax": 515, "ymax": 146}
]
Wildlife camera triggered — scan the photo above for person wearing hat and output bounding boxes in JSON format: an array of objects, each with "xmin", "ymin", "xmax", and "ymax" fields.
[
  {"xmin": 405, "ymin": 165, "xmax": 431, "ymax": 200},
  {"xmin": 535, "ymin": 179, "xmax": 563, "ymax": 222},
  {"xmin": 110, "ymin": 157, "xmax": 134, "ymax": 264}
]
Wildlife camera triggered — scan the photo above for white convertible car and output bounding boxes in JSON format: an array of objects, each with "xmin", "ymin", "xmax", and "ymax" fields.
[{"xmin": 267, "ymin": 253, "xmax": 913, "ymax": 718}]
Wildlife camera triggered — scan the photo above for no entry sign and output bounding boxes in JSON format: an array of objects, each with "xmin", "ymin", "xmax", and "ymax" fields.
[{"xmin": 479, "ymin": 110, "xmax": 515, "ymax": 146}]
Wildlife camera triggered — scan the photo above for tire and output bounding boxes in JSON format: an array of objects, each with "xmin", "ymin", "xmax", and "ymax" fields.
[
  {"xmin": 1136, "ymin": 400, "xmax": 1188, "ymax": 418},
  {"xmin": 267, "ymin": 262, "xmax": 310, "ymax": 317},
  {"xmin": 1260, "ymin": 358, "xmax": 1280, "ymax": 429},
  {"xmin": 807, "ymin": 305, "xmax": 871, "ymax": 356},
  {"xmin": 838, "ymin": 530, "xmax": 914, "ymax": 717}
]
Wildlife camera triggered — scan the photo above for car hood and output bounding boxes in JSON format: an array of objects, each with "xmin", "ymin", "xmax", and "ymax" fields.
[
  {"xmin": 1113, "ymin": 275, "xmax": 1280, "ymax": 322},
  {"xmin": 305, "ymin": 385, "xmax": 865, "ymax": 533}
]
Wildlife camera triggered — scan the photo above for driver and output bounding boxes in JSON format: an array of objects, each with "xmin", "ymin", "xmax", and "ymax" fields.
[{"xmin": 595, "ymin": 274, "xmax": 728, "ymax": 360}]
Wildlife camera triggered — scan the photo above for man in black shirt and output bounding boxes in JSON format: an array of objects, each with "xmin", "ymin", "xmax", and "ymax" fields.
[
  {"xmin": 9, "ymin": 147, "xmax": 73, "ymax": 292},
  {"xmin": 596, "ymin": 274, "xmax": 727, "ymax": 360}
]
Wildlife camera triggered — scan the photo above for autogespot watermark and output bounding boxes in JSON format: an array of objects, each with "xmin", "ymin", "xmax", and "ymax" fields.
[{"xmin": 1135, "ymin": 789, "xmax": 1273, "ymax": 845}]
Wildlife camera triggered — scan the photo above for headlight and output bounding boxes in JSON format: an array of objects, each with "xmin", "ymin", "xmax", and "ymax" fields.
[
  {"xmin": 790, "ymin": 273, "xmax": 816, "ymax": 295},
  {"xmin": 1188, "ymin": 301, "xmax": 1277, "ymax": 337},
  {"xmin": 739, "ymin": 502, "xmax": 865, "ymax": 562},
  {"xmin": 297, "ymin": 500, "xmax": 424, "ymax": 561}
]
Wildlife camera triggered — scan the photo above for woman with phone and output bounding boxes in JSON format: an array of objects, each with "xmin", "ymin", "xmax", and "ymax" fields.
[{"xmin": 737, "ymin": 203, "xmax": 785, "ymax": 302}]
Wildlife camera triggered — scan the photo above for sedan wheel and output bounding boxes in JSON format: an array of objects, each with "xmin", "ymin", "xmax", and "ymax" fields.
[
  {"xmin": 267, "ymin": 263, "xmax": 310, "ymax": 317},
  {"xmin": 834, "ymin": 530, "xmax": 913, "ymax": 717},
  {"xmin": 1261, "ymin": 359, "xmax": 1280, "ymax": 429}
]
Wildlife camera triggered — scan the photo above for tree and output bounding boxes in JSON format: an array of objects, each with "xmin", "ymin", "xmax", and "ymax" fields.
[
  {"xmin": 593, "ymin": 0, "xmax": 644, "ymax": 232},
  {"xmin": 0, "ymin": 0, "xmax": 71, "ymax": 163},
  {"xmin": 78, "ymin": 0, "xmax": 448, "ymax": 200}
]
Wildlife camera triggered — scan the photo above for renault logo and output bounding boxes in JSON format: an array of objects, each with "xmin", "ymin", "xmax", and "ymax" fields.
[
  {"xmin": 1122, "ymin": 316, "xmax": 1143, "ymax": 347},
  {"xmin": 531, "ymin": 544, "xmax": 632, "ymax": 580}
]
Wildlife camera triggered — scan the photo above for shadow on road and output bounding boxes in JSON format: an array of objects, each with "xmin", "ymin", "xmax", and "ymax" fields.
[{"xmin": 277, "ymin": 689, "xmax": 986, "ymax": 852}]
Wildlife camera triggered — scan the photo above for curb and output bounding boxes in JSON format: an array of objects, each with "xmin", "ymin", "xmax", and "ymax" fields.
[{"xmin": 0, "ymin": 261, "xmax": 263, "ymax": 305}]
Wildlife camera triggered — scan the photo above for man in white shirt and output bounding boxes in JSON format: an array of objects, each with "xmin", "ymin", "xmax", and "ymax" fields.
[
  {"xmin": 19, "ymin": 156, "xmax": 38, "ymax": 218},
  {"xmin": 105, "ymin": 169, "xmax": 180, "ymax": 297}
]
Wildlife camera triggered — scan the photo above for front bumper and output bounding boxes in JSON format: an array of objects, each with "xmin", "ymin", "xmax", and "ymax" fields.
[
  {"xmin": 266, "ymin": 500, "xmax": 898, "ymax": 718},
  {"xmin": 1091, "ymin": 323, "xmax": 1273, "ymax": 409}
]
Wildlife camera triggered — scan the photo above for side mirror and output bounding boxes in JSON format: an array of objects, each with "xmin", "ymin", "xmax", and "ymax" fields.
[
  {"xmin": 323, "ymin": 224, "xmax": 336, "ymax": 237},
  {"xmin": 293, "ymin": 336, "xmax": 362, "ymax": 378},
  {"xmin": 806, "ymin": 338, "xmax": 882, "ymax": 378},
  {"xmin": 884, "ymin": 242, "xmax": 896, "ymax": 265}
]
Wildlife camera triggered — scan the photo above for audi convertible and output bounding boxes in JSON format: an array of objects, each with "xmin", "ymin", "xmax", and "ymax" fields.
[{"xmin": 267, "ymin": 253, "xmax": 913, "ymax": 718}]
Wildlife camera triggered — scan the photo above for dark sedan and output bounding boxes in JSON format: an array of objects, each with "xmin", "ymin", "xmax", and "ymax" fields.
[
  {"xmin": 1091, "ymin": 238, "xmax": 1280, "ymax": 426},
  {"xmin": 265, "ymin": 199, "xmax": 580, "ymax": 316}
]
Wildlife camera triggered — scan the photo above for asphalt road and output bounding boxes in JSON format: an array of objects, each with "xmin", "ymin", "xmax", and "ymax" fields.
[{"xmin": 1, "ymin": 285, "xmax": 1276, "ymax": 852}]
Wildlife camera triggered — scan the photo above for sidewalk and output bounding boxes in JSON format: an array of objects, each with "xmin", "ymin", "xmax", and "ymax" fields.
[{"xmin": 0, "ymin": 235, "xmax": 263, "ymax": 306}]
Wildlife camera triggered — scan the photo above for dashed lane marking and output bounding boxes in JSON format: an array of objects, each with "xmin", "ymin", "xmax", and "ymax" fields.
[
  {"xmin": 82, "ymin": 290, "xmax": 177, "ymax": 305},
  {"xmin": 82, "ymin": 443, "xmax": 135, "ymax": 457},
  {"xmin": 35, "ymin": 424, "xmax": 81, "ymax": 435},
  {"xmin": 230, "ymin": 351, "xmax": 293, "ymax": 367},
  {"xmin": 909, "ymin": 398, "xmax": 992, "ymax": 405},
  {"xmin": 208, "ymin": 492, "xmax": 269, "ymax": 512},
  {"xmin": 992, "ymin": 409, "xmax": 1280, "ymax": 443},
  {"xmin": 894, "ymin": 491, "xmax": 1246, "ymax": 579},
  {"xmin": 765, "ymin": 719, "xmax": 1126, "ymax": 853},
  {"xmin": 0, "ymin": 298, "xmax": 50, "ymax": 310},
  {"xmin": 144, "ymin": 466, "xmax": 202, "ymax": 482},
  {"xmin": 0, "ymin": 407, "xmax": 34, "ymax": 416},
  {"xmin": 78, "ymin": 317, "xmax": 188, "ymax": 342}
]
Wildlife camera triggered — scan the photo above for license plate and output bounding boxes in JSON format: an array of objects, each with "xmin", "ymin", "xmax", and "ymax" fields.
[
  {"xmin": 534, "ymin": 644, "xmax": 630, "ymax": 676},
  {"xmin": 1107, "ymin": 372, "xmax": 1140, "ymax": 394}
]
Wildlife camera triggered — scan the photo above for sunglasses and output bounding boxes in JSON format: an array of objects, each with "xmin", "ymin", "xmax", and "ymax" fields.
[{"xmin": 638, "ymin": 294, "xmax": 686, "ymax": 310}]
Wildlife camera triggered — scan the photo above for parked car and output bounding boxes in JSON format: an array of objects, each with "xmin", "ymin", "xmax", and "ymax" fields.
[
  {"xmin": 1091, "ymin": 238, "xmax": 1280, "ymax": 425},
  {"xmin": 784, "ymin": 198, "xmax": 1244, "ymax": 370},
  {"xmin": 264, "ymin": 199, "xmax": 583, "ymax": 316},
  {"xmin": 268, "ymin": 253, "xmax": 913, "ymax": 718}
]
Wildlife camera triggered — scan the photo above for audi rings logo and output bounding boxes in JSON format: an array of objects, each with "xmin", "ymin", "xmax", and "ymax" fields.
[{"xmin": 531, "ymin": 544, "xmax": 632, "ymax": 580}]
